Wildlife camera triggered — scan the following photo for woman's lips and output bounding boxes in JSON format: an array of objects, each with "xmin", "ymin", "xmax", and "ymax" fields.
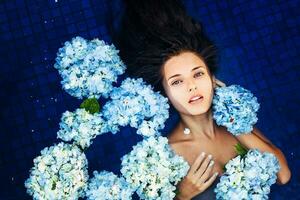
[{"xmin": 188, "ymin": 96, "xmax": 203, "ymax": 104}]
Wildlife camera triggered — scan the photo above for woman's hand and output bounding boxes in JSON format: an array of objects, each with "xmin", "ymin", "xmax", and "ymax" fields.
[{"xmin": 175, "ymin": 152, "xmax": 218, "ymax": 200}]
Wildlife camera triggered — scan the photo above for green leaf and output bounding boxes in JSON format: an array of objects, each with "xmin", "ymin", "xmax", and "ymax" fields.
[
  {"xmin": 51, "ymin": 181, "xmax": 56, "ymax": 190},
  {"xmin": 234, "ymin": 143, "xmax": 248, "ymax": 158},
  {"xmin": 174, "ymin": 188, "xmax": 180, "ymax": 196},
  {"xmin": 222, "ymin": 164, "xmax": 226, "ymax": 172},
  {"xmin": 80, "ymin": 98, "xmax": 100, "ymax": 114}
]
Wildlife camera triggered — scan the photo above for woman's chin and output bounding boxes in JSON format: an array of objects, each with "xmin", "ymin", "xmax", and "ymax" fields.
[
  {"xmin": 189, "ymin": 110, "xmax": 207, "ymax": 116},
  {"xmin": 185, "ymin": 103, "xmax": 212, "ymax": 115},
  {"xmin": 184, "ymin": 106, "xmax": 210, "ymax": 116}
]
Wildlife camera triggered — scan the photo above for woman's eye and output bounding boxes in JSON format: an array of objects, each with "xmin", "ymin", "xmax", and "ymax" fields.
[
  {"xmin": 171, "ymin": 80, "xmax": 182, "ymax": 86},
  {"xmin": 194, "ymin": 72, "xmax": 204, "ymax": 77}
]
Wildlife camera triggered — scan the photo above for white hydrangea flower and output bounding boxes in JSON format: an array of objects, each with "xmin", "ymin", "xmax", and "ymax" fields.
[
  {"xmin": 57, "ymin": 108, "xmax": 106, "ymax": 149},
  {"xmin": 121, "ymin": 136, "xmax": 189, "ymax": 200},
  {"xmin": 102, "ymin": 78, "xmax": 169, "ymax": 137},
  {"xmin": 86, "ymin": 171, "xmax": 134, "ymax": 200},
  {"xmin": 215, "ymin": 149, "xmax": 280, "ymax": 199},
  {"xmin": 54, "ymin": 36, "xmax": 126, "ymax": 99},
  {"xmin": 25, "ymin": 142, "xmax": 89, "ymax": 200}
]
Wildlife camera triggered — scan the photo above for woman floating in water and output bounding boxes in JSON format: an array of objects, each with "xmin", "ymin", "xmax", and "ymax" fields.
[{"xmin": 113, "ymin": 0, "xmax": 291, "ymax": 199}]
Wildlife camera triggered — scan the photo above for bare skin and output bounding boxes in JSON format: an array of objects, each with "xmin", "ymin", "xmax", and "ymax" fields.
[
  {"xmin": 161, "ymin": 51, "xmax": 291, "ymax": 199},
  {"xmin": 169, "ymin": 110, "xmax": 240, "ymax": 200},
  {"xmin": 169, "ymin": 118, "xmax": 239, "ymax": 175}
]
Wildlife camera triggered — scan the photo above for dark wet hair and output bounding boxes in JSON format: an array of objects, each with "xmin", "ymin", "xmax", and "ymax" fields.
[{"xmin": 113, "ymin": 0, "xmax": 218, "ymax": 96}]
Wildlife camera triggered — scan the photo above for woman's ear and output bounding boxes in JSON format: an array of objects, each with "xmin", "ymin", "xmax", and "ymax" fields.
[
  {"xmin": 215, "ymin": 78, "xmax": 226, "ymax": 87},
  {"xmin": 212, "ymin": 75, "xmax": 226, "ymax": 88},
  {"xmin": 212, "ymin": 75, "xmax": 217, "ymax": 88}
]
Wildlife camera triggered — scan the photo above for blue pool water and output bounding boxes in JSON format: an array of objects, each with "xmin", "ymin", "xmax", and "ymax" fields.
[{"xmin": 0, "ymin": 0, "xmax": 299, "ymax": 199}]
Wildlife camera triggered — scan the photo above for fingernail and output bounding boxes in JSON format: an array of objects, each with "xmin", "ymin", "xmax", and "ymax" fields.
[
  {"xmin": 214, "ymin": 172, "xmax": 218, "ymax": 176},
  {"xmin": 208, "ymin": 154, "xmax": 212, "ymax": 159},
  {"xmin": 209, "ymin": 161, "xmax": 214, "ymax": 167},
  {"xmin": 200, "ymin": 152, "xmax": 206, "ymax": 157}
]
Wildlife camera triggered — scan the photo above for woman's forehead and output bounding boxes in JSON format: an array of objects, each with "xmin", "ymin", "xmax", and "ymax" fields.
[{"xmin": 163, "ymin": 52, "xmax": 207, "ymax": 76}]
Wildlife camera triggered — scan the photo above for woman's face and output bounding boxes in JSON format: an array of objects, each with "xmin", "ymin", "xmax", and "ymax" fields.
[{"xmin": 162, "ymin": 51, "xmax": 216, "ymax": 116}]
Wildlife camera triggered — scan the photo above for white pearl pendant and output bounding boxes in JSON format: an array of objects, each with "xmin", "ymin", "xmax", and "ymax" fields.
[{"xmin": 183, "ymin": 128, "xmax": 191, "ymax": 135}]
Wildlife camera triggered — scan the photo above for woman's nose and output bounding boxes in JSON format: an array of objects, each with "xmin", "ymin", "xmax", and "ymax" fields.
[
  {"xmin": 188, "ymin": 82, "xmax": 197, "ymax": 92},
  {"xmin": 189, "ymin": 86, "xmax": 197, "ymax": 92}
]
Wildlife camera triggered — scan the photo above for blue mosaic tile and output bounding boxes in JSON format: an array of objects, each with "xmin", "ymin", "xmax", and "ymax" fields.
[{"xmin": 0, "ymin": 0, "xmax": 299, "ymax": 199}]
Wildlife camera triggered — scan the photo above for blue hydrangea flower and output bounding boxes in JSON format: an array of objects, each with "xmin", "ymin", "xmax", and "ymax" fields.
[
  {"xmin": 212, "ymin": 85, "xmax": 260, "ymax": 135},
  {"xmin": 24, "ymin": 142, "xmax": 89, "ymax": 200},
  {"xmin": 121, "ymin": 136, "xmax": 189, "ymax": 200},
  {"xmin": 54, "ymin": 36, "xmax": 126, "ymax": 99},
  {"xmin": 214, "ymin": 149, "xmax": 280, "ymax": 200},
  {"xmin": 86, "ymin": 170, "xmax": 134, "ymax": 200},
  {"xmin": 102, "ymin": 78, "xmax": 170, "ymax": 137},
  {"xmin": 244, "ymin": 149, "xmax": 280, "ymax": 187},
  {"xmin": 57, "ymin": 108, "xmax": 106, "ymax": 149}
]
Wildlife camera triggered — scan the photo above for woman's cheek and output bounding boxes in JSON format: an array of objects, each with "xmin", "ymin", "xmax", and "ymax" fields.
[
  {"xmin": 198, "ymin": 78, "xmax": 213, "ymax": 93},
  {"xmin": 172, "ymin": 86, "xmax": 186, "ymax": 98},
  {"xmin": 168, "ymin": 88, "xmax": 186, "ymax": 106}
]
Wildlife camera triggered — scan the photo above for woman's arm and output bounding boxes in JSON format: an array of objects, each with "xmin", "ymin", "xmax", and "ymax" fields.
[
  {"xmin": 235, "ymin": 126, "xmax": 291, "ymax": 184},
  {"xmin": 214, "ymin": 79, "xmax": 291, "ymax": 184}
]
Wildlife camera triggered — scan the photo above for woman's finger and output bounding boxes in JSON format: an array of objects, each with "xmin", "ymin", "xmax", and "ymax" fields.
[
  {"xmin": 193, "ymin": 154, "xmax": 212, "ymax": 179},
  {"xmin": 197, "ymin": 160, "xmax": 214, "ymax": 184},
  {"xmin": 201, "ymin": 172, "xmax": 219, "ymax": 190},
  {"xmin": 189, "ymin": 152, "xmax": 206, "ymax": 174}
]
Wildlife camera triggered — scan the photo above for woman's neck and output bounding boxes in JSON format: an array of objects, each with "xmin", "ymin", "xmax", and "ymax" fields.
[{"xmin": 179, "ymin": 107, "xmax": 216, "ymax": 140}]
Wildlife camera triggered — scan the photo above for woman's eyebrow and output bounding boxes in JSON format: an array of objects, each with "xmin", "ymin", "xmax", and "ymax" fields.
[
  {"xmin": 167, "ymin": 66, "xmax": 204, "ymax": 80},
  {"xmin": 191, "ymin": 66, "xmax": 204, "ymax": 71}
]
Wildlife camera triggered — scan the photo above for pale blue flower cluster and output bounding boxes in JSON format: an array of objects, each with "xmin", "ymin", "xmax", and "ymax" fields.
[
  {"xmin": 57, "ymin": 108, "xmax": 106, "ymax": 149},
  {"xmin": 102, "ymin": 78, "xmax": 170, "ymax": 137},
  {"xmin": 28, "ymin": 34, "xmax": 270, "ymax": 199},
  {"xmin": 54, "ymin": 36, "xmax": 126, "ymax": 99},
  {"xmin": 86, "ymin": 170, "xmax": 134, "ymax": 200},
  {"xmin": 212, "ymin": 85, "xmax": 260, "ymax": 135},
  {"xmin": 121, "ymin": 136, "xmax": 189, "ymax": 200},
  {"xmin": 24, "ymin": 142, "xmax": 89, "ymax": 200},
  {"xmin": 215, "ymin": 149, "xmax": 280, "ymax": 200},
  {"xmin": 27, "ymin": 36, "xmax": 175, "ymax": 199}
]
